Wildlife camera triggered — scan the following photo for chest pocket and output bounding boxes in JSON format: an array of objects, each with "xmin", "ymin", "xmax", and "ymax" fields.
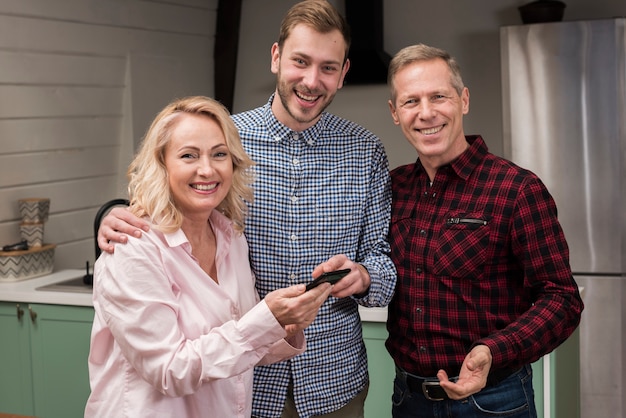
[{"xmin": 432, "ymin": 212, "xmax": 490, "ymax": 279}]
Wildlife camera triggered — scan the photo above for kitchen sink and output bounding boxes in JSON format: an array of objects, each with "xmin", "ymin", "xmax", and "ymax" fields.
[{"xmin": 36, "ymin": 276, "xmax": 92, "ymax": 294}]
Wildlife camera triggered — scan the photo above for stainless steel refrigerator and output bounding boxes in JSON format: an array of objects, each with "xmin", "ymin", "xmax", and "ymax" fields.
[{"xmin": 500, "ymin": 18, "xmax": 626, "ymax": 418}]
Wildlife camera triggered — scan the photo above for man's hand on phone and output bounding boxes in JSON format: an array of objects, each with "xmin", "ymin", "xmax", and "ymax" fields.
[
  {"xmin": 305, "ymin": 269, "xmax": 351, "ymax": 291},
  {"xmin": 311, "ymin": 255, "xmax": 371, "ymax": 298}
]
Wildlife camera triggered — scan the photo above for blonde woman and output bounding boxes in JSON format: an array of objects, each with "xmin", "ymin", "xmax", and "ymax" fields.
[{"xmin": 85, "ymin": 96, "xmax": 331, "ymax": 417}]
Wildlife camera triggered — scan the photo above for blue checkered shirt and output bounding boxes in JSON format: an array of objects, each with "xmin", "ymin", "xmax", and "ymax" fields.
[{"xmin": 232, "ymin": 95, "xmax": 396, "ymax": 418}]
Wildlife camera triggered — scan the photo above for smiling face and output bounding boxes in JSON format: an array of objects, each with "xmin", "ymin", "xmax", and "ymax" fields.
[
  {"xmin": 164, "ymin": 113, "xmax": 233, "ymax": 221},
  {"xmin": 271, "ymin": 24, "xmax": 350, "ymax": 132},
  {"xmin": 389, "ymin": 58, "xmax": 470, "ymax": 178}
]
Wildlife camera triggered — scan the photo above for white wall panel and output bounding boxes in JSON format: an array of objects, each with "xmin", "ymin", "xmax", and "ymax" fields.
[
  {"xmin": 0, "ymin": 51, "xmax": 126, "ymax": 86},
  {"xmin": 0, "ymin": 0, "xmax": 217, "ymax": 269},
  {"xmin": 0, "ymin": 147, "xmax": 119, "ymax": 188},
  {"xmin": 0, "ymin": 177, "xmax": 120, "ymax": 221},
  {"xmin": 0, "ymin": 86, "xmax": 124, "ymax": 118},
  {"xmin": 0, "ymin": 117, "xmax": 120, "ymax": 154},
  {"xmin": 0, "ymin": 0, "xmax": 213, "ymax": 35},
  {"xmin": 0, "ymin": 15, "xmax": 210, "ymax": 56}
]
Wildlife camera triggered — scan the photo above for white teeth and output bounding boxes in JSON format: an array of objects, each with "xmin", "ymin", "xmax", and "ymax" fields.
[
  {"xmin": 192, "ymin": 184, "xmax": 217, "ymax": 191},
  {"xmin": 420, "ymin": 126, "xmax": 443, "ymax": 135},
  {"xmin": 296, "ymin": 91, "xmax": 318, "ymax": 102}
]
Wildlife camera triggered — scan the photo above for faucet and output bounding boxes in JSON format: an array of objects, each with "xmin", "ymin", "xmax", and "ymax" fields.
[{"xmin": 83, "ymin": 198, "xmax": 130, "ymax": 285}]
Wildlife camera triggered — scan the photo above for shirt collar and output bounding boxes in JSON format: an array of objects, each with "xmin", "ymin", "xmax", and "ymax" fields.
[
  {"xmin": 449, "ymin": 135, "xmax": 488, "ymax": 181},
  {"xmin": 412, "ymin": 135, "xmax": 488, "ymax": 181},
  {"xmin": 163, "ymin": 210, "xmax": 234, "ymax": 257},
  {"xmin": 261, "ymin": 94, "xmax": 326, "ymax": 146}
]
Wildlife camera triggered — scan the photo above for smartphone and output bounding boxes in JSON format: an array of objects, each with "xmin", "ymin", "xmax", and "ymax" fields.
[{"xmin": 305, "ymin": 268, "xmax": 351, "ymax": 291}]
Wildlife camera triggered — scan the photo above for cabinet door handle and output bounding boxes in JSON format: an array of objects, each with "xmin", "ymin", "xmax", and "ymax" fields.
[
  {"xmin": 28, "ymin": 305, "xmax": 37, "ymax": 323},
  {"xmin": 16, "ymin": 304, "xmax": 24, "ymax": 321}
]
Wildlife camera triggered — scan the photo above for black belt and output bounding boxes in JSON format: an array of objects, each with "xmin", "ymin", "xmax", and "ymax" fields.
[{"xmin": 395, "ymin": 366, "xmax": 520, "ymax": 401}]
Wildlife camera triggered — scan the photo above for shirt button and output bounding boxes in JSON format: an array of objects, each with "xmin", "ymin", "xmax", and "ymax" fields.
[
  {"xmin": 420, "ymin": 346, "xmax": 427, "ymax": 353},
  {"xmin": 290, "ymin": 234, "xmax": 298, "ymax": 241},
  {"xmin": 292, "ymin": 158, "xmax": 299, "ymax": 165},
  {"xmin": 416, "ymin": 267, "xmax": 422, "ymax": 274},
  {"xmin": 419, "ymin": 229, "xmax": 426, "ymax": 236},
  {"xmin": 292, "ymin": 133, "xmax": 299, "ymax": 141},
  {"xmin": 416, "ymin": 307, "xmax": 422, "ymax": 313},
  {"xmin": 289, "ymin": 273, "xmax": 297, "ymax": 279},
  {"xmin": 290, "ymin": 195, "xmax": 298, "ymax": 203}
]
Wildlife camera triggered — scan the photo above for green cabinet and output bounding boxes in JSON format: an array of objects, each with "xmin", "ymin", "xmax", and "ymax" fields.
[
  {"xmin": 0, "ymin": 302, "xmax": 94, "ymax": 418},
  {"xmin": 362, "ymin": 321, "xmax": 394, "ymax": 418},
  {"xmin": 0, "ymin": 302, "xmax": 34, "ymax": 414}
]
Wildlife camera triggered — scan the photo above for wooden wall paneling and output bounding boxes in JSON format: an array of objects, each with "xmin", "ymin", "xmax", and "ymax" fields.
[
  {"xmin": 0, "ymin": 51, "xmax": 126, "ymax": 86},
  {"xmin": 0, "ymin": 177, "xmax": 120, "ymax": 222},
  {"xmin": 0, "ymin": 0, "xmax": 214, "ymax": 36},
  {"xmin": 55, "ymin": 239, "xmax": 99, "ymax": 270},
  {"xmin": 0, "ymin": 209, "xmax": 95, "ymax": 248},
  {"xmin": 0, "ymin": 0, "xmax": 218, "ymax": 269},
  {"xmin": 143, "ymin": 0, "xmax": 215, "ymax": 9},
  {"xmin": 47, "ymin": 209, "xmax": 95, "ymax": 244},
  {"xmin": 127, "ymin": 52, "xmax": 213, "ymax": 150},
  {"xmin": 119, "ymin": 1, "xmax": 215, "ymax": 35},
  {"xmin": 0, "ymin": 222, "xmax": 23, "ymax": 248},
  {"xmin": 0, "ymin": 117, "xmax": 121, "ymax": 154},
  {"xmin": 0, "ymin": 86, "xmax": 124, "ymax": 118},
  {"xmin": 0, "ymin": 147, "xmax": 119, "ymax": 188},
  {"xmin": 0, "ymin": 15, "xmax": 210, "ymax": 58}
]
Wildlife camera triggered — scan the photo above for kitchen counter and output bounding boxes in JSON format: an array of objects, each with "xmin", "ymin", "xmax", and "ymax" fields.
[
  {"xmin": 0, "ymin": 269, "xmax": 91, "ymax": 307},
  {"xmin": 0, "ymin": 269, "xmax": 388, "ymax": 322},
  {"xmin": 358, "ymin": 306, "xmax": 387, "ymax": 322}
]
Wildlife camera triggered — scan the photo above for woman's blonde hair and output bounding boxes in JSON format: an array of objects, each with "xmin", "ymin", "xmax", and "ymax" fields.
[{"xmin": 127, "ymin": 96, "xmax": 254, "ymax": 234}]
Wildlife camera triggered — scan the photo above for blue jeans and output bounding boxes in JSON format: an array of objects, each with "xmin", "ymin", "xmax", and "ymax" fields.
[{"xmin": 391, "ymin": 364, "xmax": 537, "ymax": 418}]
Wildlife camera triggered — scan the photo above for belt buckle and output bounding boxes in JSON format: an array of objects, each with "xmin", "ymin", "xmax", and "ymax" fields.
[{"xmin": 422, "ymin": 380, "xmax": 447, "ymax": 401}]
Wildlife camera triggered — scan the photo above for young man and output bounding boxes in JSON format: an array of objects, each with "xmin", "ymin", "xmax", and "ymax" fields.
[
  {"xmin": 97, "ymin": 2, "xmax": 396, "ymax": 417},
  {"xmin": 385, "ymin": 43, "xmax": 583, "ymax": 418}
]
